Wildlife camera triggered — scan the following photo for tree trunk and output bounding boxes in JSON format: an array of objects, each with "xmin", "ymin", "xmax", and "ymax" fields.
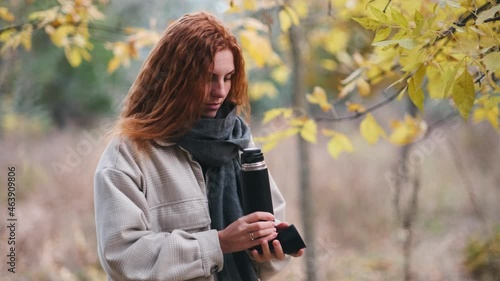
[
  {"xmin": 392, "ymin": 98, "xmax": 420, "ymax": 281},
  {"xmin": 289, "ymin": 23, "xmax": 317, "ymax": 281}
]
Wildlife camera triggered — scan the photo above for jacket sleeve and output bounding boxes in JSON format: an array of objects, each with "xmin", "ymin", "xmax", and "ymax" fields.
[
  {"xmin": 252, "ymin": 172, "xmax": 291, "ymax": 280},
  {"xmin": 94, "ymin": 167, "xmax": 223, "ymax": 281}
]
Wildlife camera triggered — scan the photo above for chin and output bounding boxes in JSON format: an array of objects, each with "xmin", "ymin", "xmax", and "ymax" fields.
[{"xmin": 201, "ymin": 112, "xmax": 217, "ymax": 118}]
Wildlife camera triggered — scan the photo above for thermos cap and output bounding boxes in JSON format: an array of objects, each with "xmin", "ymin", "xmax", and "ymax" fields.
[{"xmin": 241, "ymin": 148, "xmax": 264, "ymax": 164}]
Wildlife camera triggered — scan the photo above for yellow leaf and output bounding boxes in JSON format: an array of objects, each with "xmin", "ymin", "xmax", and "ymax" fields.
[
  {"xmin": 444, "ymin": 59, "xmax": 464, "ymax": 98},
  {"xmin": 452, "ymin": 69, "xmax": 476, "ymax": 121},
  {"xmin": 300, "ymin": 118, "xmax": 317, "ymax": 143},
  {"xmin": 20, "ymin": 25, "xmax": 33, "ymax": 51},
  {"xmin": 426, "ymin": 66, "xmax": 447, "ymax": 99},
  {"xmin": 64, "ymin": 46, "xmax": 82, "ymax": 67},
  {"xmin": 476, "ymin": 97, "xmax": 500, "ymax": 124},
  {"xmin": 239, "ymin": 30, "xmax": 273, "ymax": 68},
  {"xmin": 255, "ymin": 127, "xmax": 300, "ymax": 152},
  {"xmin": 262, "ymin": 108, "xmax": 293, "ymax": 124},
  {"xmin": 262, "ymin": 140, "xmax": 279, "ymax": 152},
  {"xmin": 107, "ymin": 56, "xmax": 121, "ymax": 73},
  {"xmin": 290, "ymin": 116, "xmax": 306, "ymax": 127},
  {"xmin": 389, "ymin": 115, "xmax": 427, "ymax": 145},
  {"xmin": 352, "ymin": 17, "xmax": 381, "ymax": 30},
  {"xmin": 327, "ymin": 133, "xmax": 354, "ymax": 159},
  {"xmin": 248, "ymin": 81, "xmax": 278, "ymax": 100},
  {"xmin": 372, "ymin": 39, "xmax": 417, "ymax": 49},
  {"xmin": 243, "ymin": 0, "xmax": 257, "ymax": 10},
  {"xmin": 321, "ymin": 128, "xmax": 336, "ymax": 137},
  {"xmin": 279, "ymin": 9, "xmax": 292, "ymax": 32},
  {"xmin": 360, "ymin": 113, "xmax": 386, "ymax": 144},
  {"xmin": 306, "ymin": 86, "xmax": 332, "ymax": 111},
  {"xmin": 357, "ymin": 79, "xmax": 371, "ymax": 97},
  {"xmin": 279, "ymin": 6, "xmax": 299, "ymax": 32},
  {"xmin": 285, "ymin": 6, "xmax": 300, "ymax": 25},
  {"xmin": 324, "ymin": 29, "xmax": 348, "ymax": 54},
  {"xmin": 408, "ymin": 77, "xmax": 424, "ymax": 112},
  {"xmin": 483, "ymin": 52, "xmax": 500, "ymax": 72},
  {"xmin": 50, "ymin": 25, "xmax": 76, "ymax": 47},
  {"xmin": 338, "ymin": 81, "xmax": 356, "ymax": 98},
  {"xmin": 0, "ymin": 7, "xmax": 15, "ymax": 22},
  {"xmin": 0, "ymin": 29, "xmax": 15, "ymax": 52},
  {"xmin": 346, "ymin": 102, "xmax": 366, "ymax": 113},
  {"xmin": 291, "ymin": 0, "xmax": 309, "ymax": 18},
  {"xmin": 390, "ymin": 7, "xmax": 408, "ymax": 28},
  {"xmin": 476, "ymin": 4, "xmax": 500, "ymax": 24},
  {"xmin": 413, "ymin": 10, "xmax": 424, "ymax": 36},
  {"xmin": 320, "ymin": 59, "xmax": 337, "ymax": 71},
  {"xmin": 413, "ymin": 63, "xmax": 426, "ymax": 86},
  {"xmin": 271, "ymin": 65, "xmax": 289, "ymax": 85},
  {"xmin": 369, "ymin": 6, "xmax": 389, "ymax": 23},
  {"xmin": 373, "ymin": 26, "xmax": 391, "ymax": 43}
]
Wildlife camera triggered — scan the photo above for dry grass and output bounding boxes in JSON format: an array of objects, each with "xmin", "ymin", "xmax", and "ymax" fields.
[{"xmin": 0, "ymin": 120, "xmax": 499, "ymax": 280}]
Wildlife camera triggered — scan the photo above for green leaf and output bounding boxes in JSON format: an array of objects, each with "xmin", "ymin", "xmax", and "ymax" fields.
[
  {"xmin": 452, "ymin": 69, "xmax": 476, "ymax": 121},
  {"xmin": 352, "ymin": 17, "xmax": 382, "ymax": 30}
]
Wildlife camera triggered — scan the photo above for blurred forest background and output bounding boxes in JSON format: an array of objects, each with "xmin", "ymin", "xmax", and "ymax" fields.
[{"xmin": 1, "ymin": 0, "xmax": 499, "ymax": 280}]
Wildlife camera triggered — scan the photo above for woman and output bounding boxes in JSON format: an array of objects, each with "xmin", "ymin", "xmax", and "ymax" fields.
[{"xmin": 94, "ymin": 12, "xmax": 303, "ymax": 281}]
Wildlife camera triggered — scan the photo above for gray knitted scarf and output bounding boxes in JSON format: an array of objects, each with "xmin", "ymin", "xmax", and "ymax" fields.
[{"xmin": 177, "ymin": 103, "xmax": 258, "ymax": 281}]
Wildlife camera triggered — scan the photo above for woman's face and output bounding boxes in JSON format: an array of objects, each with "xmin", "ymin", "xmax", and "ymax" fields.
[{"xmin": 201, "ymin": 49, "xmax": 235, "ymax": 118}]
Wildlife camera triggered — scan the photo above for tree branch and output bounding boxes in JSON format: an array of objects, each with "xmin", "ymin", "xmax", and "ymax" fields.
[
  {"xmin": 383, "ymin": 0, "xmax": 393, "ymax": 13},
  {"xmin": 484, "ymin": 16, "xmax": 500, "ymax": 23},
  {"xmin": 316, "ymin": 83, "xmax": 405, "ymax": 122},
  {"xmin": 428, "ymin": 0, "xmax": 500, "ymax": 46}
]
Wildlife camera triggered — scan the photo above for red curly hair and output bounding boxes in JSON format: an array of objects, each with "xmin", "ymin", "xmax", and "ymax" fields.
[{"xmin": 117, "ymin": 12, "xmax": 248, "ymax": 150}]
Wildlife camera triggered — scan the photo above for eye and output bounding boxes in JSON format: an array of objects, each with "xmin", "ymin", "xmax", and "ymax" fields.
[{"xmin": 224, "ymin": 75, "xmax": 232, "ymax": 81}]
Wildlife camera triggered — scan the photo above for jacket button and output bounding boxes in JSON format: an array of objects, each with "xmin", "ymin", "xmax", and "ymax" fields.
[{"xmin": 210, "ymin": 265, "xmax": 219, "ymax": 274}]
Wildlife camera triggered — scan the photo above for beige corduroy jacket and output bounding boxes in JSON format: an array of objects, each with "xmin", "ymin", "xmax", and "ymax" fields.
[{"xmin": 94, "ymin": 137, "xmax": 289, "ymax": 281}]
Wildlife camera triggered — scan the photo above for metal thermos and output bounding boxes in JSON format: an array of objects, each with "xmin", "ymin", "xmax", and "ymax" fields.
[
  {"xmin": 240, "ymin": 148, "xmax": 274, "ymax": 215},
  {"xmin": 240, "ymin": 147, "xmax": 306, "ymax": 255}
]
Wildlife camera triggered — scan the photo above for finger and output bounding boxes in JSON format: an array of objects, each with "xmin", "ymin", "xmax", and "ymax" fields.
[
  {"xmin": 244, "ymin": 212, "xmax": 274, "ymax": 223},
  {"xmin": 260, "ymin": 239, "xmax": 274, "ymax": 261},
  {"xmin": 275, "ymin": 222, "xmax": 289, "ymax": 230},
  {"xmin": 250, "ymin": 249, "xmax": 264, "ymax": 263},
  {"xmin": 247, "ymin": 221, "xmax": 276, "ymax": 233},
  {"xmin": 252, "ymin": 227, "xmax": 276, "ymax": 240},
  {"xmin": 272, "ymin": 240, "xmax": 286, "ymax": 260},
  {"xmin": 291, "ymin": 248, "xmax": 305, "ymax": 257}
]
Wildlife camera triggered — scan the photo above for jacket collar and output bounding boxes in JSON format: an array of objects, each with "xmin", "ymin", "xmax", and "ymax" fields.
[{"xmin": 152, "ymin": 139, "xmax": 176, "ymax": 147}]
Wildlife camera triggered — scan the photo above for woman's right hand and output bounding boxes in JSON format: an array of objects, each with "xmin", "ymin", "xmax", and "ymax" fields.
[{"xmin": 218, "ymin": 212, "xmax": 278, "ymax": 254}]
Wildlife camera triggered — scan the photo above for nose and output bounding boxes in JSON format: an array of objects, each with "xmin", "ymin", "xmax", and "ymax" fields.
[{"xmin": 210, "ymin": 79, "xmax": 226, "ymax": 98}]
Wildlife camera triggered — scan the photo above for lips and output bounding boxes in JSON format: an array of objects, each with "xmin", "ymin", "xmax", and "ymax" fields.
[{"xmin": 205, "ymin": 103, "xmax": 221, "ymax": 110}]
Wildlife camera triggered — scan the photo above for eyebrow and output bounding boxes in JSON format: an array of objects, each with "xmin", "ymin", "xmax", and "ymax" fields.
[{"xmin": 211, "ymin": 70, "xmax": 235, "ymax": 76}]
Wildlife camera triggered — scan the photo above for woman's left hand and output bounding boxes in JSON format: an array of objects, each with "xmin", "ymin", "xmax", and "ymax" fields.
[{"xmin": 249, "ymin": 222, "xmax": 305, "ymax": 262}]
